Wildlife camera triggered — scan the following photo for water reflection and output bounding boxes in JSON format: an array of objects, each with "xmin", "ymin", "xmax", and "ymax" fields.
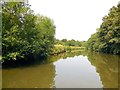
[
  {"xmin": 2, "ymin": 63, "xmax": 55, "ymax": 88},
  {"xmin": 2, "ymin": 52, "xmax": 82, "ymax": 88},
  {"xmin": 87, "ymin": 52, "xmax": 118, "ymax": 88},
  {"xmin": 0, "ymin": 69, "xmax": 2, "ymax": 89},
  {"xmin": 54, "ymin": 55, "xmax": 103, "ymax": 88},
  {"xmin": 2, "ymin": 51, "xmax": 119, "ymax": 88}
]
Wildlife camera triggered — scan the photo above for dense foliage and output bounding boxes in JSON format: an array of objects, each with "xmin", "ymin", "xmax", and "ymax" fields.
[
  {"xmin": 87, "ymin": 3, "xmax": 120, "ymax": 55},
  {"xmin": 2, "ymin": 2, "xmax": 55, "ymax": 62}
]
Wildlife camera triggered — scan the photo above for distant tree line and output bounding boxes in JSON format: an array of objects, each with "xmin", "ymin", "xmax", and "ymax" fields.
[
  {"xmin": 86, "ymin": 3, "xmax": 120, "ymax": 55},
  {"xmin": 2, "ymin": 2, "xmax": 55, "ymax": 62},
  {"xmin": 55, "ymin": 39, "xmax": 86, "ymax": 47}
]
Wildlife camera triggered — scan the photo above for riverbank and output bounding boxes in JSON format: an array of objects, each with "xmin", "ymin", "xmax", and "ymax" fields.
[
  {"xmin": 2, "ymin": 45, "xmax": 85, "ymax": 68},
  {"xmin": 50, "ymin": 44, "xmax": 85, "ymax": 55}
]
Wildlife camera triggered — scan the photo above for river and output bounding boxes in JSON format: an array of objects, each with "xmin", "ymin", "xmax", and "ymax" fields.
[{"xmin": 2, "ymin": 51, "xmax": 119, "ymax": 88}]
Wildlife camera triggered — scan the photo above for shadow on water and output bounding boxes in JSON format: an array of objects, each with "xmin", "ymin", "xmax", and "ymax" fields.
[
  {"xmin": 2, "ymin": 51, "xmax": 84, "ymax": 69},
  {"xmin": 2, "ymin": 55, "xmax": 48, "ymax": 69}
]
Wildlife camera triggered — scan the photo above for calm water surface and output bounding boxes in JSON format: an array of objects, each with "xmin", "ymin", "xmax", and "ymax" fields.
[{"xmin": 2, "ymin": 51, "xmax": 119, "ymax": 88}]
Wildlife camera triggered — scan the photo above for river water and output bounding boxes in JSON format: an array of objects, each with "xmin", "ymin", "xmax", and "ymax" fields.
[{"xmin": 2, "ymin": 51, "xmax": 119, "ymax": 88}]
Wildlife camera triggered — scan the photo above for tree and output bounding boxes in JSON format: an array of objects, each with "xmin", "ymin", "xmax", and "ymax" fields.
[
  {"xmin": 2, "ymin": 2, "xmax": 56, "ymax": 62},
  {"xmin": 87, "ymin": 3, "xmax": 120, "ymax": 54}
]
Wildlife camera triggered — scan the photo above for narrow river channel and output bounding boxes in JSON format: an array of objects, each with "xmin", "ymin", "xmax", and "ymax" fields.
[{"xmin": 2, "ymin": 51, "xmax": 119, "ymax": 88}]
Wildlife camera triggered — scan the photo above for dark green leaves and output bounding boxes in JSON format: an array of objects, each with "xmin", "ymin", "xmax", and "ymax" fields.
[
  {"xmin": 86, "ymin": 3, "xmax": 120, "ymax": 55},
  {"xmin": 2, "ymin": 2, "xmax": 55, "ymax": 62}
]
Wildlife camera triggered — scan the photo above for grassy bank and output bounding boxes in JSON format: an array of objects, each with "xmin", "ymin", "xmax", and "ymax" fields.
[{"xmin": 50, "ymin": 44, "xmax": 85, "ymax": 55}]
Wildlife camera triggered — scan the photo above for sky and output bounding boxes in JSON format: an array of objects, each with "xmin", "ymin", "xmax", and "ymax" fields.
[{"xmin": 29, "ymin": 0, "xmax": 119, "ymax": 41}]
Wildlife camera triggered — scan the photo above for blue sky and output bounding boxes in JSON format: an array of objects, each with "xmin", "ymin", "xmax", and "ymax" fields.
[{"xmin": 29, "ymin": 0, "xmax": 119, "ymax": 41}]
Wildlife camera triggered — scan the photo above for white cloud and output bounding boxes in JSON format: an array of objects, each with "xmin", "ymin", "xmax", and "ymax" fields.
[{"xmin": 29, "ymin": 0, "xmax": 119, "ymax": 41}]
